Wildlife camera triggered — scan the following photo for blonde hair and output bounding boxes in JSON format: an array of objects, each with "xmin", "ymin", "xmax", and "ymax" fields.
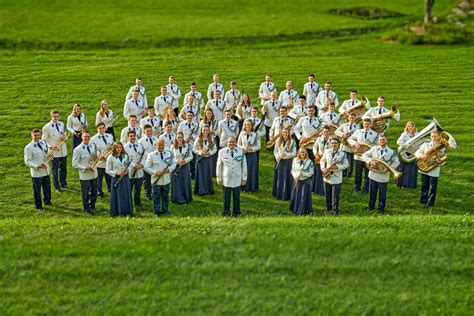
[
  {"xmin": 71, "ymin": 103, "xmax": 81, "ymax": 115},
  {"xmin": 99, "ymin": 100, "xmax": 109, "ymax": 116},
  {"xmin": 173, "ymin": 132, "xmax": 185, "ymax": 149},
  {"xmin": 404, "ymin": 121, "xmax": 417, "ymax": 136},
  {"xmin": 297, "ymin": 147, "xmax": 308, "ymax": 160},
  {"xmin": 197, "ymin": 126, "xmax": 215, "ymax": 150}
]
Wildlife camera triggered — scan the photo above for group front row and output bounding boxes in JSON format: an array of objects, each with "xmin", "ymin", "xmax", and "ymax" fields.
[{"xmin": 24, "ymin": 120, "xmax": 449, "ymax": 216}]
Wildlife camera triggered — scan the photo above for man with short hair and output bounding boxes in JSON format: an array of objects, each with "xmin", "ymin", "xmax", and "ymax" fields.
[
  {"xmin": 24, "ymin": 129, "xmax": 52, "ymax": 210},
  {"xmin": 207, "ymin": 74, "xmax": 225, "ymax": 101},
  {"xmin": 124, "ymin": 130, "xmax": 146, "ymax": 207},
  {"xmin": 278, "ymin": 80, "xmax": 299, "ymax": 109},
  {"xmin": 303, "ymin": 74, "xmax": 322, "ymax": 108},
  {"xmin": 316, "ymin": 81, "xmax": 339, "ymax": 112},
  {"xmin": 335, "ymin": 112, "xmax": 360, "ymax": 178},
  {"xmin": 120, "ymin": 115, "xmax": 142, "ymax": 143},
  {"xmin": 183, "ymin": 82, "xmax": 205, "ymax": 110},
  {"xmin": 362, "ymin": 96, "xmax": 400, "ymax": 132},
  {"xmin": 217, "ymin": 110, "xmax": 239, "ymax": 148},
  {"xmin": 140, "ymin": 106, "xmax": 161, "ymax": 137},
  {"xmin": 90, "ymin": 122, "xmax": 114, "ymax": 196},
  {"xmin": 166, "ymin": 76, "xmax": 181, "ymax": 116},
  {"xmin": 123, "ymin": 89, "xmax": 146, "ymax": 121},
  {"xmin": 216, "ymin": 137, "xmax": 247, "ymax": 217},
  {"xmin": 138, "ymin": 124, "xmax": 157, "ymax": 200},
  {"xmin": 258, "ymin": 74, "xmax": 276, "ymax": 105},
  {"xmin": 154, "ymin": 86, "xmax": 175, "ymax": 118},
  {"xmin": 72, "ymin": 131, "xmax": 98, "ymax": 214},
  {"xmin": 262, "ymin": 90, "xmax": 282, "ymax": 142},
  {"xmin": 126, "ymin": 77, "xmax": 148, "ymax": 107}
]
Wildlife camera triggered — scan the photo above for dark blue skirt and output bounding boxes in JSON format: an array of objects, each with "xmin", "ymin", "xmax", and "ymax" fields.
[
  {"xmin": 290, "ymin": 178, "xmax": 313, "ymax": 215},
  {"xmin": 272, "ymin": 158, "xmax": 293, "ymax": 200},
  {"xmin": 110, "ymin": 175, "xmax": 133, "ymax": 217},
  {"xmin": 171, "ymin": 163, "xmax": 193, "ymax": 204},
  {"xmin": 194, "ymin": 156, "xmax": 215, "ymax": 196},
  {"xmin": 242, "ymin": 151, "xmax": 258, "ymax": 192},
  {"xmin": 397, "ymin": 162, "xmax": 418, "ymax": 188},
  {"xmin": 312, "ymin": 164, "xmax": 325, "ymax": 195}
]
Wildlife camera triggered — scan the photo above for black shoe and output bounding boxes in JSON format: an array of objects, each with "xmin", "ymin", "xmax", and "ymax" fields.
[
  {"xmin": 84, "ymin": 209, "xmax": 93, "ymax": 215},
  {"xmin": 145, "ymin": 196, "xmax": 151, "ymax": 201},
  {"xmin": 365, "ymin": 207, "xmax": 374, "ymax": 212},
  {"xmin": 233, "ymin": 213, "xmax": 241, "ymax": 218},
  {"xmin": 36, "ymin": 206, "xmax": 44, "ymax": 210},
  {"xmin": 425, "ymin": 204, "xmax": 433, "ymax": 208},
  {"xmin": 45, "ymin": 202, "xmax": 52, "ymax": 206},
  {"xmin": 135, "ymin": 203, "xmax": 143, "ymax": 207},
  {"xmin": 353, "ymin": 188, "xmax": 361, "ymax": 193},
  {"xmin": 55, "ymin": 189, "xmax": 61, "ymax": 193}
]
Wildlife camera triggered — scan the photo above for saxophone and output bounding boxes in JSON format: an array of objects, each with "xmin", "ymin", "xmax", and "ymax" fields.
[{"xmin": 266, "ymin": 122, "xmax": 295, "ymax": 150}]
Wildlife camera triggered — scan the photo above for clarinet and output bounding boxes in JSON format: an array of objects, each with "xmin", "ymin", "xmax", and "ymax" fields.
[
  {"xmin": 113, "ymin": 155, "xmax": 132, "ymax": 188},
  {"xmin": 130, "ymin": 146, "xmax": 145, "ymax": 178},
  {"xmin": 173, "ymin": 146, "xmax": 191, "ymax": 176}
]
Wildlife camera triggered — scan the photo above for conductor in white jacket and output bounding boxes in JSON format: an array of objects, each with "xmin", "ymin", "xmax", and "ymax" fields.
[{"xmin": 216, "ymin": 136, "xmax": 247, "ymax": 217}]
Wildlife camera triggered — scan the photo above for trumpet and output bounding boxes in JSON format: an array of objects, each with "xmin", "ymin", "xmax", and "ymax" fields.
[
  {"xmin": 371, "ymin": 105, "xmax": 399, "ymax": 133},
  {"xmin": 367, "ymin": 158, "xmax": 403, "ymax": 181}
]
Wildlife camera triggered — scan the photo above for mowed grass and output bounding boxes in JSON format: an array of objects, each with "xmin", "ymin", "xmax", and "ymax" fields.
[
  {"xmin": 1, "ymin": 216, "xmax": 473, "ymax": 314},
  {"xmin": 1, "ymin": 0, "xmax": 474, "ymax": 313}
]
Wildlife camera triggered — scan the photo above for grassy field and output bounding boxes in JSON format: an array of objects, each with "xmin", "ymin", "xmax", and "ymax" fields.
[{"xmin": 1, "ymin": 0, "xmax": 474, "ymax": 314}]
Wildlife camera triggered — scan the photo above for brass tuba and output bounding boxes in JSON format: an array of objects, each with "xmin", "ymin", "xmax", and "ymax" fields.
[
  {"xmin": 371, "ymin": 105, "xmax": 399, "ymax": 133},
  {"xmin": 342, "ymin": 95, "xmax": 369, "ymax": 124},
  {"xmin": 398, "ymin": 118, "xmax": 443, "ymax": 163},
  {"xmin": 350, "ymin": 142, "xmax": 372, "ymax": 156},
  {"xmin": 368, "ymin": 158, "xmax": 403, "ymax": 181},
  {"xmin": 415, "ymin": 131, "xmax": 456, "ymax": 173}
]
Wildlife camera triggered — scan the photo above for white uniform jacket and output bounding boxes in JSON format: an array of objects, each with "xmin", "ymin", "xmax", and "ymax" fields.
[
  {"xmin": 291, "ymin": 158, "xmax": 314, "ymax": 181},
  {"xmin": 42, "ymin": 120, "xmax": 67, "ymax": 158},
  {"xmin": 90, "ymin": 133, "xmax": 114, "ymax": 169},
  {"xmin": 124, "ymin": 142, "xmax": 146, "ymax": 179},
  {"xmin": 216, "ymin": 147, "xmax": 247, "ymax": 188},
  {"xmin": 72, "ymin": 142, "xmax": 98, "ymax": 180},
  {"xmin": 123, "ymin": 98, "xmax": 146, "ymax": 121},
  {"xmin": 347, "ymin": 128, "xmax": 378, "ymax": 161},
  {"xmin": 144, "ymin": 149, "xmax": 177, "ymax": 186},
  {"xmin": 362, "ymin": 145, "xmax": 400, "ymax": 183},
  {"xmin": 24, "ymin": 140, "xmax": 50, "ymax": 177},
  {"xmin": 320, "ymin": 149, "xmax": 349, "ymax": 184},
  {"xmin": 237, "ymin": 131, "xmax": 261, "ymax": 153},
  {"xmin": 217, "ymin": 119, "xmax": 239, "ymax": 148}
]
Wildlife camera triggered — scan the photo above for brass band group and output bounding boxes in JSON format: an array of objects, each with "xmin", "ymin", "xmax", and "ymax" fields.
[{"xmin": 24, "ymin": 74, "xmax": 457, "ymax": 217}]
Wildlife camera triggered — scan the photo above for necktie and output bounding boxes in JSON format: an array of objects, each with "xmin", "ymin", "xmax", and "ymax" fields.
[
  {"xmin": 379, "ymin": 108, "xmax": 382, "ymax": 115},
  {"xmin": 37, "ymin": 142, "xmax": 43, "ymax": 150},
  {"xmin": 330, "ymin": 113, "xmax": 333, "ymax": 120},
  {"xmin": 133, "ymin": 144, "xmax": 137, "ymax": 153},
  {"xmin": 179, "ymin": 147, "xmax": 182, "ymax": 154},
  {"xmin": 86, "ymin": 145, "xmax": 91, "ymax": 154},
  {"xmin": 150, "ymin": 119, "xmax": 154, "ymax": 127},
  {"xmin": 364, "ymin": 131, "xmax": 368, "ymax": 140},
  {"xmin": 168, "ymin": 134, "xmax": 171, "ymax": 140},
  {"xmin": 215, "ymin": 84, "xmax": 218, "ymax": 89},
  {"xmin": 352, "ymin": 101, "xmax": 354, "ymax": 106},
  {"xmin": 231, "ymin": 150, "xmax": 234, "ymax": 158},
  {"xmin": 267, "ymin": 83, "xmax": 269, "ymax": 88},
  {"xmin": 77, "ymin": 115, "xmax": 81, "ymax": 122},
  {"xmin": 332, "ymin": 151, "xmax": 336, "ymax": 158},
  {"xmin": 160, "ymin": 152, "xmax": 164, "ymax": 160},
  {"xmin": 252, "ymin": 119, "xmax": 255, "ymax": 126},
  {"xmin": 309, "ymin": 117, "xmax": 312, "ymax": 124},
  {"xmin": 227, "ymin": 121, "xmax": 230, "ymax": 128},
  {"xmin": 299, "ymin": 160, "xmax": 303, "ymax": 167},
  {"xmin": 119, "ymin": 156, "xmax": 123, "ymax": 162},
  {"xmin": 135, "ymin": 100, "xmax": 138, "ymax": 106},
  {"xmin": 187, "ymin": 123, "xmax": 191, "ymax": 129},
  {"xmin": 288, "ymin": 90, "xmax": 290, "ymax": 96},
  {"xmin": 311, "ymin": 83, "xmax": 313, "ymax": 88},
  {"xmin": 323, "ymin": 140, "xmax": 327, "ymax": 148},
  {"xmin": 204, "ymin": 140, "xmax": 208, "ymax": 146},
  {"xmin": 101, "ymin": 135, "xmax": 107, "ymax": 145},
  {"xmin": 326, "ymin": 91, "xmax": 329, "ymax": 97},
  {"xmin": 54, "ymin": 123, "xmax": 60, "ymax": 132},
  {"xmin": 246, "ymin": 134, "xmax": 250, "ymax": 141},
  {"xmin": 380, "ymin": 149, "xmax": 384, "ymax": 156}
]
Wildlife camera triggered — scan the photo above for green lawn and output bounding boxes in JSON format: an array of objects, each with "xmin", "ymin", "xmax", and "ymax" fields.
[{"xmin": 1, "ymin": 0, "xmax": 473, "ymax": 314}]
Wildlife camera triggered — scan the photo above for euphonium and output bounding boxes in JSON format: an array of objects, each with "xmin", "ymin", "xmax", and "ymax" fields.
[
  {"xmin": 342, "ymin": 95, "xmax": 369, "ymax": 123},
  {"xmin": 368, "ymin": 158, "xmax": 403, "ymax": 181},
  {"xmin": 398, "ymin": 117, "xmax": 443, "ymax": 163},
  {"xmin": 350, "ymin": 142, "xmax": 372, "ymax": 156},
  {"xmin": 371, "ymin": 105, "xmax": 399, "ymax": 133},
  {"xmin": 299, "ymin": 123, "xmax": 338, "ymax": 147},
  {"xmin": 415, "ymin": 131, "xmax": 456, "ymax": 173}
]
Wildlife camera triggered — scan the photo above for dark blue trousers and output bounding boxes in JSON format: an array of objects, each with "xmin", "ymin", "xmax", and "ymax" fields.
[
  {"xmin": 153, "ymin": 183, "xmax": 170, "ymax": 215},
  {"xmin": 32, "ymin": 176, "xmax": 51, "ymax": 209},
  {"xmin": 130, "ymin": 177, "xmax": 144, "ymax": 205},
  {"xmin": 80, "ymin": 178, "xmax": 98, "ymax": 212},
  {"xmin": 369, "ymin": 179, "xmax": 387, "ymax": 214},
  {"xmin": 354, "ymin": 160, "xmax": 369, "ymax": 192},
  {"xmin": 97, "ymin": 167, "xmax": 111, "ymax": 195},
  {"xmin": 52, "ymin": 156, "xmax": 67, "ymax": 190},
  {"xmin": 324, "ymin": 182, "xmax": 341, "ymax": 215},
  {"xmin": 420, "ymin": 174, "xmax": 438, "ymax": 206},
  {"xmin": 143, "ymin": 173, "xmax": 152, "ymax": 199},
  {"xmin": 223, "ymin": 186, "xmax": 241, "ymax": 216},
  {"xmin": 72, "ymin": 134, "xmax": 82, "ymax": 151},
  {"xmin": 343, "ymin": 152, "xmax": 354, "ymax": 178}
]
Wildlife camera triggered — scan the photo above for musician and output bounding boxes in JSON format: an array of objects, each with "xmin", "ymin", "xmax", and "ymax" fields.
[
  {"xmin": 315, "ymin": 81, "xmax": 339, "ymax": 112},
  {"xmin": 179, "ymin": 95, "xmax": 200, "ymax": 125},
  {"xmin": 362, "ymin": 134, "xmax": 400, "ymax": 215},
  {"xmin": 262, "ymin": 91, "xmax": 282, "ymax": 143},
  {"xmin": 183, "ymin": 82, "xmax": 205, "ymax": 110},
  {"xmin": 319, "ymin": 102, "xmax": 341, "ymax": 126},
  {"xmin": 72, "ymin": 131, "xmax": 98, "ymax": 214},
  {"xmin": 124, "ymin": 131, "xmax": 146, "ymax": 207},
  {"xmin": 249, "ymin": 107, "xmax": 265, "ymax": 137},
  {"xmin": 177, "ymin": 112, "xmax": 199, "ymax": 179},
  {"xmin": 42, "ymin": 110, "xmax": 68, "ymax": 192},
  {"xmin": 106, "ymin": 142, "xmax": 133, "ymax": 217},
  {"xmin": 338, "ymin": 90, "xmax": 363, "ymax": 116},
  {"xmin": 273, "ymin": 128, "xmax": 296, "ymax": 200},
  {"xmin": 95, "ymin": 99, "xmax": 116, "ymax": 139},
  {"xmin": 237, "ymin": 119, "xmax": 261, "ymax": 192},
  {"xmin": 218, "ymin": 110, "xmax": 239, "ymax": 148},
  {"xmin": 199, "ymin": 109, "xmax": 219, "ymax": 176},
  {"xmin": 303, "ymin": 74, "xmax": 322, "ymax": 108},
  {"xmin": 362, "ymin": 96, "xmax": 400, "ymax": 131},
  {"xmin": 140, "ymin": 106, "xmax": 161, "ymax": 137},
  {"xmin": 166, "ymin": 76, "xmax": 181, "ymax": 116},
  {"xmin": 193, "ymin": 126, "xmax": 217, "ymax": 196},
  {"xmin": 159, "ymin": 121, "xmax": 176, "ymax": 150},
  {"xmin": 290, "ymin": 147, "xmax": 314, "ymax": 215},
  {"xmin": 126, "ymin": 77, "xmax": 148, "ymax": 107},
  {"xmin": 67, "ymin": 103, "xmax": 88, "ymax": 150},
  {"xmin": 171, "ymin": 132, "xmax": 193, "ymax": 204},
  {"xmin": 335, "ymin": 112, "xmax": 360, "ymax": 178},
  {"xmin": 154, "ymin": 86, "xmax": 175, "ymax": 118},
  {"xmin": 278, "ymin": 81, "xmax": 299, "ymax": 109},
  {"xmin": 415, "ymin": 130, "xmax": 450, "ymax": 208},
  {"xmin": 205, "ymin": 90, "xmax": 227, "ymax": 122},
  {"xmin": 145, "ymin": 139, "xmax": 177, "ymax": 217},
  {"xmin": 294, "ymin": 106, "xmax": 321, "ymax": 161},
  {"xmin": 90, "ymin": 122, "xmax": 114, "ymax": 196},
  {"xmin": 138, "ymin": 124, "xmax": 157, "ymax": 200},
  {"xmin": 312, "ymin": 126, "xmax": 331, "ymax": 195},
  {"xmin": 120, "ymin": 115, "xmax": 142, "ymax": 143},
  {"xmin": 347, "ymin": 118, "xmax": 378, "ymax": 193},
  {"xmin": 396, "ymin": 121, "xmax": 418, "ymax": 188},
  {"xmin": 216, "ymin": 136, "xmax": 247, "ymax": 217},
  {"xmin": 161, "ymin": 107, "xmax": 179, "ymax": 133},
  {"xmin": 269, "ymin": 106, "xmax": 295, "ymax": 141},
  {"xmin": 235, "ymin": 93, "xmax": 253, "ymax": 130},
  {"xmin": 224, "ymin": 81, "xmax": 242, "ymax": 114},
  {"xmin": 320, "ymin": 137, "xmax": 349, "ymax": 216},
  {"xmin": 207, "ymin": 74, "xmax": 225, "ymax": 101},
  {"xmin": 258, "ymin": 74, "xmax": 276, "ymax": 105},
  {"xmin": 24, "ymin": 129, "xmax": 51, "ymax": 210},
  {"xmin": 123, "ymin": 89, "xmax": 146, "ymax": 121},
  {"xmin": 288, "ymin": 95, "xmax": 308, "ymax": 123}
]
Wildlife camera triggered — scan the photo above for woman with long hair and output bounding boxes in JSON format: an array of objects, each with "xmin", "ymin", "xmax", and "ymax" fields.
[
  {"xmin": 193, "ymin": 126, "xmax": 217, "ymax": 196},
  {"xmin": 162, "ymin": 107, "xmax": 179, "ymax": 133},
  {"xmin": 290, "ymin": 147, "xmax": 314, "ymax": 215},
  {"xmin": 95, "ymin": 99, "xmax": 116, "ymax": 139},
  {"xmin": 237, "ymin": 119, "xmax": 261, "ymax": 192},
  {"xmin": 272, "ymin": 128, "xmax": 296, "ymax": 200},
  {"xmin": 396, "ymin": 121, "xmax": 419, "ymax": 188},
  {"xmin": 67, "ymin": 103, "xmax": 88, "ymax": 151},
  {"xmin": 236, "ymin": 93, "xmax": 252, "ymax": 131},
  {"xmin": 170, "ymin": 132, "xmax": 193, "ymax": 204},
  {"xmin": 106, "ymin": 142, "xmax": 133, "ymax": 217},
  {"xmin": 199, "ymin": 108, "xmax": 219, "ymax": 176}
]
